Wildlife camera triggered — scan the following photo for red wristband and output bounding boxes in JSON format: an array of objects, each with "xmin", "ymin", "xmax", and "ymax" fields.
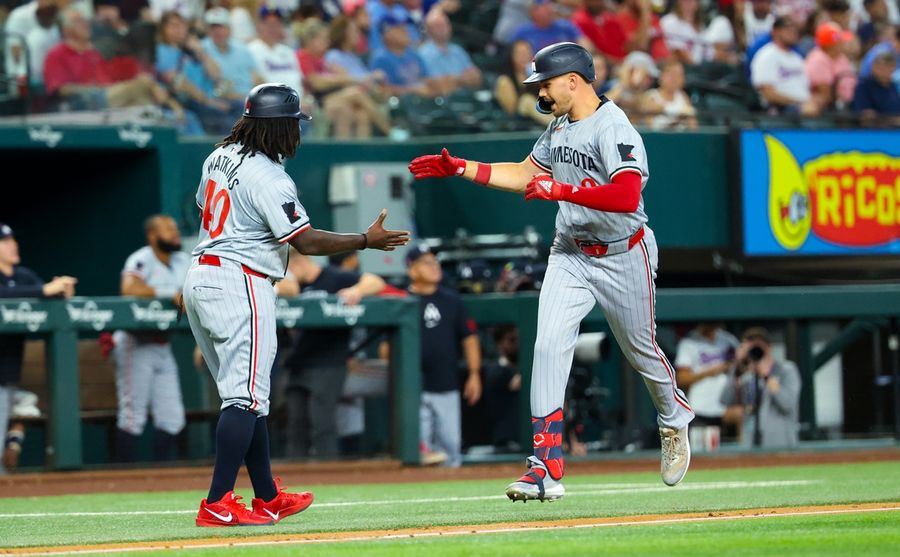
[{"xmin": 473, "ymin": 162, "xmax": 492, "ymax": 185}]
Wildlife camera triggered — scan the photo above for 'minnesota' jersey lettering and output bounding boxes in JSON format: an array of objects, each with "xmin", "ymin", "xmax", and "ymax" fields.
[{"xmin": 529, "ymin": 100, "xmax": 649, "ymax": 242}]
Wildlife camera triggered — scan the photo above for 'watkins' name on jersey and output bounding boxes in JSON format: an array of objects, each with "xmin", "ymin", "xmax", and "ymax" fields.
[
  {"xmin": 550, "ymin": 146, "xmax": 598, "ymax": 172},
  {"xmin": 206, "ymin": 154, "xmax": 241, "ymax": 190}
]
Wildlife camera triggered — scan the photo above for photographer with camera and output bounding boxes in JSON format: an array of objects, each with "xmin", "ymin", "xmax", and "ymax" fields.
[{"xmin": 721, "ymin": 327, "xmax": 801, "ymax": 449}]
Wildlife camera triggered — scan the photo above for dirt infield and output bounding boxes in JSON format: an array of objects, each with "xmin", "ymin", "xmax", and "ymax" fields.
[
  {"xmin": 1, "ymin": 447, "xmax": 898, "ymax": 498},
  {"xmin": 5, "ymin": 503, "xmax": 900, "ymax": 556}
]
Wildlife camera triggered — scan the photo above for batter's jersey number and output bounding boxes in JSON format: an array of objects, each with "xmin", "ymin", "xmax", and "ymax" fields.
[{"xmin": 201, "ymin": 179, "xmax": 231, "ymax": 239}]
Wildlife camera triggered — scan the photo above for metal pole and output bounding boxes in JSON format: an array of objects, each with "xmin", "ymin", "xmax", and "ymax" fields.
[{"xmin": 889, "ymin": 318, "xmax": 900, "ymax": 442}]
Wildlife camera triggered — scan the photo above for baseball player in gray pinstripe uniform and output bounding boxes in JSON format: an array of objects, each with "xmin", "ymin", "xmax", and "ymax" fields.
[
  {"xmin": 409, "ymin": 43, "xmax": 694, "ymax": 502},
  {"xmin": 115, "ymin": 214, "xmax": 189, "ymax": 462},
  {"xmin": 184, "ymin": 83, "xmax": 409, "ymax": 527}
]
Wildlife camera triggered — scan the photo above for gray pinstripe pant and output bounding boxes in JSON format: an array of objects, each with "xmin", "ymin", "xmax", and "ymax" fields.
[
  {"xmin": 183, "ymin": 258, "xmax": 277, "ymax": 417},
  {"xmin": 532, "ymin": 226, "xmax": 694, "ymax": 429}
]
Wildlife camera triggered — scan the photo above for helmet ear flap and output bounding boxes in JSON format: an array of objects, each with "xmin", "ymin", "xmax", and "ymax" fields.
[{"xmin": 536, "ymin": 97, "xmax": 553, "ymax": 114}]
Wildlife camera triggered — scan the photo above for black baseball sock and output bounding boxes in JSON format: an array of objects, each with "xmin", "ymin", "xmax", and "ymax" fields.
[
  {"xmin": 207, "ymin": 406, "xmax": 257, "ymax": 504},
  {"xmin": 244, "ymin": 416, "xmax": 278, "ymax": 502},
  {"xmin": 115, "ymin": 429, "xmax": 140, "ymax": 463},
  {"xmin": 152, "ymin": 429, "xmax": 179, "ymax": 462}
]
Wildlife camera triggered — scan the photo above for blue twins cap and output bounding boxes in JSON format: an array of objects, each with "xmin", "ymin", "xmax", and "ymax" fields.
[
  {"xmin": 379, "ymin": 14, "xmax": 408, "ymax": 33},
  {"xmin": 0, "ymin": 223, "xmax": 12, "ymax": 240},
  {"xmin": 405, "ymin": 243, "xmax": 432, "ymax": 267}
]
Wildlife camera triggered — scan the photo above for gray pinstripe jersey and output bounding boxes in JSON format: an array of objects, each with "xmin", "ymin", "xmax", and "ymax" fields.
[
  {"xmin": 193, "ymin": 143, "xmax": 310, "ymax": 279},
  {"xmin": 121, "ymin": 246, "xmax": 189, "ymax": 299},
  {"xmin": 529, "ymin": 100, "xmax": 649, "ymax": 243}
]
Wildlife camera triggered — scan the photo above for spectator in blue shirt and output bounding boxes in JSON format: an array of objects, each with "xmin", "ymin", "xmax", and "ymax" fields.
[
  {"xmin": 367, "ymin": 0, "xmax": 421, "ymax": 52},
  {"xmin": 369, "ymin": 15, "xmax": 441, "ymax": 96},
  {"xmin": 418, "ymin": 8, "xmax": 481, "ymax": 90},
  {"xmin": 201, "ymin": 8, "xmax": 263, "ymax": 103},
  {"xmin": 853, "ymin": 50, "xmax": 900, "ymax": 123},
  {"xmin": 507, "ymin": 0, "xmax": 584, "ymax": 54}
]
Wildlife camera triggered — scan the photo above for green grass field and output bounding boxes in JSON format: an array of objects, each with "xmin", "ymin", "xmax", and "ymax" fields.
[{"xmin": 1, "ymin": 460, "xmax": 899, "ymax": 556}]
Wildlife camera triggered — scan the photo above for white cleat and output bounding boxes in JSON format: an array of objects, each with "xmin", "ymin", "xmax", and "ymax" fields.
[
  {"xmin": 660, "ymin": 425, "xmax": 691, "ymax": 486},
  {"xmin": 505, "ymin": 456, "xmax": 565, "ymax": 502}
]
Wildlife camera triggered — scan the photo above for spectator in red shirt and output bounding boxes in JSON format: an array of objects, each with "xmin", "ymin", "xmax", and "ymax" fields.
[
  {"xmin": 572, "ymin": 0, "xmax": 626, "ymax": 61},
  {"xmin": 44, "ymin": 6, "xmax": 184, "ymax": 117},
  {"xmin": 613, "ymin": 0, "xmax": 670, "ymax": 61}
]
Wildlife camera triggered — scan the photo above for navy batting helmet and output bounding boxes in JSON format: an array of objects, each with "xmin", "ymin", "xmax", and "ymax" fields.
[
  {"xmin": 523, "ymin": 42, "xmax": 595, "ymax": 85},
  {"xmin": 243, "ymin": 83, "xmax": 312, "ymax": 121}
]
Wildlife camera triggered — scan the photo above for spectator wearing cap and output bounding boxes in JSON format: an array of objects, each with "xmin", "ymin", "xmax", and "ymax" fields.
[
  {"xmin": 248, "ymin": 6, "xmax": 304, "ymax": 97},
  {"xmin": 508, "ymin": 0, "xmax": 585, "ymax": 55},
  {"xmin": 368, "ymin": 14, "xmax": 441, "ymax": 96},
  {"xmin": 750, "ymin": 16, "xmax": 820, "ymax": 115},
  {"xmin": 611, "ymin": 0, "xmax": 670, "ymax": 61},
  {"xmin": 605, "ymin": 50, "xmax": 659, "ymax": 116},
  {"xmin": 0, "ymin": 223, "xmax": 77, "ymax": 473},
  {"xmin": 380, "ymin": 244, "xmax": 481, "ymax": 468},
  {"xmin": 417, "ymin": 7, "xmax": 481, "ymax": 92},
  {"xmin": 366, "ymin": 0, "xmax": 420, "ymax": 52},
  {"xmin": 297, "ymin": 17, "xmax": 399, "ymax": 138},
  {"xmin": 219, "ymin": 0, "xmax": 257, "ymax": 44},
  {"xmin": 853, "ymin": 50, "xmax": 900, "ymax": 121},
  {"xmin": 720, "ymin": 327, "xmax": 801, "ymax": 449},
  {"xmin": 201, "ymin": 7, "xmax": 264, "ymax": 102},
  {"xmin": 806, "ymin": 21, "xmax": 858, "ymax": 110},
  {"xmin": 571, "ymin": 0, "xmax": 626, "ymax": 62}
]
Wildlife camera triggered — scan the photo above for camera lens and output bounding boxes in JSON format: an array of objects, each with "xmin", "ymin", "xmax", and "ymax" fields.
[{"xmin": 748, "ymin": 346, "xmax": 765, "ymax": 362}]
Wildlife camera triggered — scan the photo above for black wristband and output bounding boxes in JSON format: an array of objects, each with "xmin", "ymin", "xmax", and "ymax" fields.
[{"xmin": 361, "ymin": 232, "xmax": 368, "ymax": 249}]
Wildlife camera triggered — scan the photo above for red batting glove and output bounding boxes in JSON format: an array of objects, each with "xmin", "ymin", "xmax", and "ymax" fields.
[
  {"xmin": 525, "ymin": 174, "xmax": 568, "ymax": 202},
  {"xmin": 408, "ymin": 148, "xmax": 466, "ymax": 179}
]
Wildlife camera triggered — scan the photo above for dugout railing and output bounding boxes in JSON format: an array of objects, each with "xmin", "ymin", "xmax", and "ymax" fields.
[{"xmin": 2, "ymin": 285, "xmax": 900, "ymax": 470}]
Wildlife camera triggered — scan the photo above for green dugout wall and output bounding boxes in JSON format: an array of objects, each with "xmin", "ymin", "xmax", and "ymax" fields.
[{"xmin": 0, "ymin": 125, "xmax": 728, "ymax": 294}]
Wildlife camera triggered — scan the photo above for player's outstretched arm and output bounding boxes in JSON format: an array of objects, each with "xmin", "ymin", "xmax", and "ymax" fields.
[
  {"xmin": 289, "ymin": 209, "xmax": 410, "ymax": 256},
  {"xmin": 408, "ymin": 148, "xmax": 544, "ymax": 193}
]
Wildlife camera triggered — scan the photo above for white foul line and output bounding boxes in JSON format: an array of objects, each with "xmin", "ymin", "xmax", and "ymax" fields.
[
  {"xmin": 10, "ymin": 505, "xmax": 900, "ymax": 557},
  {"xmin": 0, "ymin": 480, "xmax": 818, "ymax": 519}
]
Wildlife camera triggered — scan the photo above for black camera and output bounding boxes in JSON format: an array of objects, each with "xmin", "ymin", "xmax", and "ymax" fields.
[{"xmin": 747, "ymin": 345, "xmax": 765, "ymax": 362}]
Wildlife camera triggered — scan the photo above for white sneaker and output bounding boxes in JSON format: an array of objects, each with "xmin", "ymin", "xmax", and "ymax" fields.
[
  {"xmin": 505, "ymin": 456, "xmax": 565, "ymax": 502},
  {"xmin": 660, "ymin": 426, "xmax": 691, "ymax": 486}
]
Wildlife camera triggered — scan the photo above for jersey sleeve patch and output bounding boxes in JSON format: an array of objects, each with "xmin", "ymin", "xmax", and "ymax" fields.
[
  {"xmin": 282, "ymin": 201, "xmax": 303, "ymax": 224},
  {"xmin": 616, "ymin": 143, "xmax": 637, "ymax": 162}
]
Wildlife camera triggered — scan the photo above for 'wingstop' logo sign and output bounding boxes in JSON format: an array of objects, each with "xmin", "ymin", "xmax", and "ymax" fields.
[
  {"xmin": 320, "ymin": 301, "xmax": 366, "ymax": 325},
  {"xmin": 130, "ymin": 301, "xmax": 179, "ymax": 330},
  {"xmin": 66, "ymin": 301, "xmax": 115, "ymax": 331},
  {"xmin": 0, "ymin": 302, "xmax": 49, "ymax": 332}
]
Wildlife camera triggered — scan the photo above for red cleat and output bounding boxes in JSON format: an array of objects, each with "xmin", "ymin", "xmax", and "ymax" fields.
[
  {"xmin": 196, "ymin": 491, "xmax": 274, "ymax": 527},
  {"xmin": 252, "ymin": 477, "xmax": 314, "ymax": 523}
]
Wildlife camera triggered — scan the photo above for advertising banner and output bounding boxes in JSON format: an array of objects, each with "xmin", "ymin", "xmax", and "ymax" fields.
[{"xmin": 741, "ymin": 130, "xmax": 900, "ymax": 256}]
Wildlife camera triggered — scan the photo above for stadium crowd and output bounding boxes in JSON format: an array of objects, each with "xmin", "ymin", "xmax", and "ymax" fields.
[{"xmin": 0, "ymin": 0, "xmax": 897, "ymax": 137}]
